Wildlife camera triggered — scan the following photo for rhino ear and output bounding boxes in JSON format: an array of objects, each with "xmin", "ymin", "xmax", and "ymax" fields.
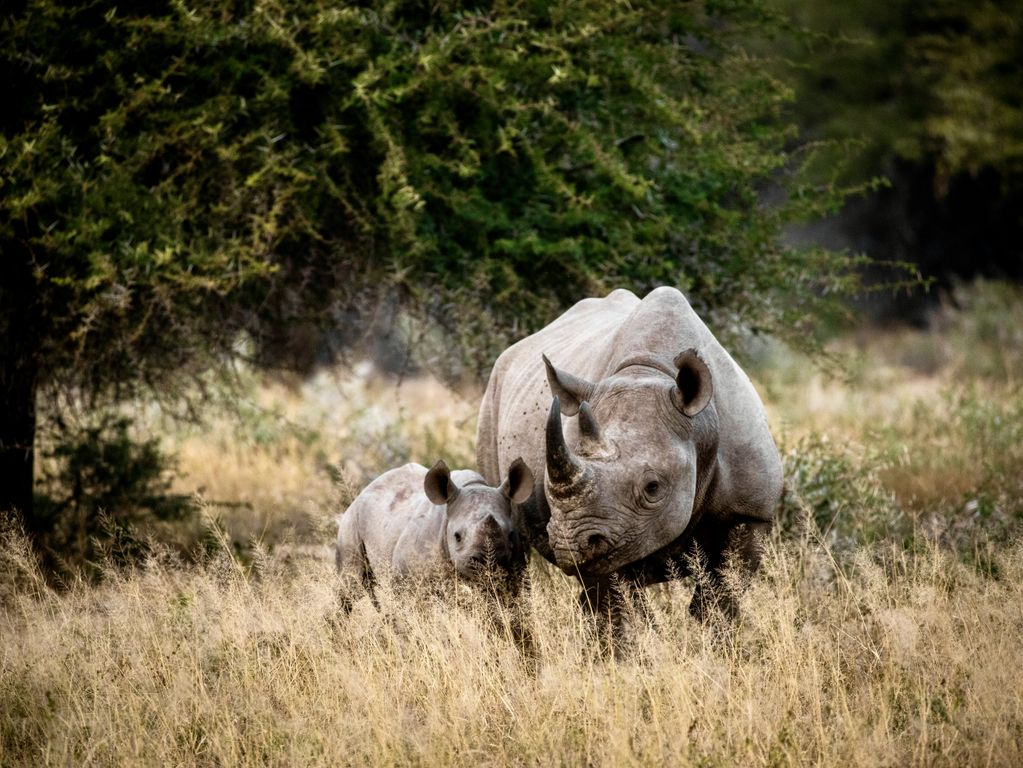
[
  {"xmin": 542, "ymin": 354, "xmax": 594, "ymax": 417},
  {"xmin": 424, "ymin": 460, "xmax": 458, "ymax": 505},
  {"xmin": 501, "ymin": 457, "xmax": 535, "ymax": 505},
  {"xmin": 672, "ymin": 349, "xmax": 713, "ymax": 417}
]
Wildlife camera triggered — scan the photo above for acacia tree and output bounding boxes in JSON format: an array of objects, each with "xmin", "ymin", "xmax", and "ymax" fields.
[{"xmin": 2, "ymin": 0, "xmax": 854, "ymax": 531}]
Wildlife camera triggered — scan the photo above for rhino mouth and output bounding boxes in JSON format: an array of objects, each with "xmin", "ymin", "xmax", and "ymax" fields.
[
  {"xmin": 553, "ymin": 548, "xmax": 621, "ymax": 577},
  {"xmin": 456, "ymin": 549, "xmax": 521, "ymax": 581},
  {"xmin": 553, "ymin": 556, "xmax": 601, "ymax": 577},
  {"xmin": 456, "ymin": 561, "xmax": 521, "ymax": 593}
]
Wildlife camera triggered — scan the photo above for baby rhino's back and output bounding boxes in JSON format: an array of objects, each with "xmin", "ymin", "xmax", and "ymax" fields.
[
  {"xmin": 339, "ymin": 463, "xmax": 444, "ymax": 579},
  {"xmin": 388, "ymin": 469, "xmax": 488, "ymax": 576}
]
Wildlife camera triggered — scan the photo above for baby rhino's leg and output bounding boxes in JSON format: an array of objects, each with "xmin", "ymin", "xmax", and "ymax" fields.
[{"xmin": 336, "ymin": 525, "xmax": 374, "ymax": 613}]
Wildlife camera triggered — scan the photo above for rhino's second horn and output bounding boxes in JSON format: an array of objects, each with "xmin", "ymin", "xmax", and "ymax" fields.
[{"xmin": 577, "ymin": 401, "xmax": 603, "ymax": 446}]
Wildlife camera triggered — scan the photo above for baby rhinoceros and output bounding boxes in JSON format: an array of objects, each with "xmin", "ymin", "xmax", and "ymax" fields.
[{"xmin": 335, "ymin": 458, "xmax": 534, "ymax": 610}]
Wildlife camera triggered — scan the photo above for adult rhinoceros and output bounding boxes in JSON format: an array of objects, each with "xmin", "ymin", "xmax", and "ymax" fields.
[{"xmin": 476, "ymin": 287, "xmax": 782, "ymax": 619}]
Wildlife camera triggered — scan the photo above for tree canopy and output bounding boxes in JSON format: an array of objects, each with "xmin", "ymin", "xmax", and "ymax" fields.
[
  {"xmin": 2, "ymin": 0, "xmax": 855, "ymax": 532},
  {"xmin": 764, "ymin": 0, "xmax": 1023, "ymax": 316}
]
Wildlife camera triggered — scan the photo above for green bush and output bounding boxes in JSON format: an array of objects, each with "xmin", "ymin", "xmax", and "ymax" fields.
[
  {"xmin": 2, "ymin": 0, "xmax": 869, "ymax": 546},
  {"xmin": 871, "ymin": 385, "xmax": 1023, "ymax": 552},
  {"xmin": 768, "ymin": 0, "xmax": 1023, "ymax": 185},
  {"xmin": 780, "ymin": 434, "xmax": 901, "ymax": 551},
  {"xmin": 946, "ymin": 280, "xmax": 1023, "ymax": 382},
  {"xmin": 33, "ymin": 415, "xmax": 197, "ymax": 579}
]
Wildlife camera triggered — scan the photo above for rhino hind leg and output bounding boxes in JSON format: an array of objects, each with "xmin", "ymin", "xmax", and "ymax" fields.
[
  {"xmin": 361, "ymin": 561, "xmax": 379, "ymax": 609},
  {"xmin": 336, "ymin": 539, "xmax": 375, "ymax": 614}
]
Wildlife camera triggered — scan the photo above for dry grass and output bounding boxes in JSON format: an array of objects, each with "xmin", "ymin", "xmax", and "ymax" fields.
[
  {"xmin": 2, "ymin": 516, "xmax": 1021, "ymax": 767},
  {"xmin": 166, "ymin": 365, "xmax": 480, "ymax": 545},
  {"xmin": 758, "ymin": 284, "xmax": 1023, "ymax": 548},
  {"xmin": 160, "ymin": 284, "xmax": 1023, "ymax": 553}
]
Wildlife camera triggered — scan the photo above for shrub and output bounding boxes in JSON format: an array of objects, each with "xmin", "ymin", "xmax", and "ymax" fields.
[
  {"xmin": 33, "ymin": 415, "xmax": 197, "ymax": 580},
  {"xmin": 780, "ymin": 434, "xmax": 901, "ymax": 551}
]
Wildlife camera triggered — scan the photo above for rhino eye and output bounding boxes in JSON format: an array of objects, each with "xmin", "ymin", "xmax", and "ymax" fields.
[
  {"xmin": 453, "ymin": 531, "xmax": 463, "ymax": 544},
  {"xmin": 642, "ymin": 477, "xmax": 667, "ymax": 502}
]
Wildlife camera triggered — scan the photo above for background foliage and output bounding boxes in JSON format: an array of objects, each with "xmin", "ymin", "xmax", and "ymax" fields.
[
  {"xmin": 2, "ymin": 6, "xmax": 1023, "ymax": 760},
  {"xmin": 3, "ymin": 0, "xmax": 858, "ymax": 376},
  {"xmin": 769, "ymin": 0, "xmax": 1023, "ymax": 307},
  {"xmin": 773, "ymin": 0, "xmax": 1023, "ymax": 184},
  {"xmin": 32, "ymin": 413, "xmax": 197, "ymax": 578},
  {"xmin": 2, "ymin": 0, "xmax": 862, "ymax": 560},
  {"xmin": 5, "ymin": 0, "xmax": 1021, "ymax": 573}
]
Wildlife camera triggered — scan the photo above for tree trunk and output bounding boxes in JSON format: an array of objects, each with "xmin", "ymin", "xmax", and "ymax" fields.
[
  {"xmin": 0, "ymin": 363, "xmax": 37, "ymax": 525},
  {"xmin": 0, "ymin": 239, "xmax": 39, "ymax": 529}
]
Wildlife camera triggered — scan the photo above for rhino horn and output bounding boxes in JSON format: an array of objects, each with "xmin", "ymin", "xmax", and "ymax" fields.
[
  {"xmin": 545, "ymin": 396, "xmax": 586, "ymax": 489},
  {"xmin": 577, "ymin": 401, "xmax": 603, "ymax": 445}
]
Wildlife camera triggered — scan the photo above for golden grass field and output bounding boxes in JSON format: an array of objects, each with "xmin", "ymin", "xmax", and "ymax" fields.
[{"xmin": 2, "ymin": 282, "xmax": 1022, "ymax": 766}]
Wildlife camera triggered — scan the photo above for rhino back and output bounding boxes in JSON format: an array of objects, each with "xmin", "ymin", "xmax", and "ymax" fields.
[
  {"xmin": 340, "ymin": 464, "xmax": 445, "ymax": 577},
  {"xmin": 477, "ymin": 289, "xmax": 639, "ymax": 485}
]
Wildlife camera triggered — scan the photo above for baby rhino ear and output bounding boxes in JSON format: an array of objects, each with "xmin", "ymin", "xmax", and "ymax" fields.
[
  {"xmin": 424, "ymin": 460, "xmax": 458, "ymax": 505},
  {"xmin": 501, "ymin": 457, "xmax": 535, "ymax": 504}
]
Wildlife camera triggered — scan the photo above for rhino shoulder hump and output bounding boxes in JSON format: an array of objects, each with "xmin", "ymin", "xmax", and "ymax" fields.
[{"xmin": 641, "ymin": 285, "xmax": 698, "ymax": 315}]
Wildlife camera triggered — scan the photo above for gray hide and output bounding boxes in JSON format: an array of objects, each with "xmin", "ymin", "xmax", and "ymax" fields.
[
  {"xmin": 335, "ymin": 459, "xmax": 533, "ymax": 607},
  {"xmin": 476, "ymin": 287, "xmax": 782, "ymax": 618}
]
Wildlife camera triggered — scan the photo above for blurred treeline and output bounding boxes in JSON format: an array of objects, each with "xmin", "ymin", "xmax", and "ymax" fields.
[
  {"xmin": 2, "ymin": 0, "xmax": 1019, "ymax": 577},
  {"xmin": 770, "ymin": 0, "xmax": 1023, "ymax": 319}
]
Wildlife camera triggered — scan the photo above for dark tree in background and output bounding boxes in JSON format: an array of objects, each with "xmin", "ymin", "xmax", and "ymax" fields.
[
  {"xmin": 770, "ymin": 0, "xmax": 1023, "ymax": 319},
  {"xmin": 2, "ymin": 0, "xmax": 856, "ymax": 537}
]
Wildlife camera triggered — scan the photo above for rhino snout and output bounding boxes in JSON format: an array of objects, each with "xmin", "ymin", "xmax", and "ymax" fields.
[
  {"xmin": 454, "ymin": 528, "xmax": 518, "ymax": 579},
  {"xmin": 548, "ymin": 519, "xmax": 614, "ymax": 573}
]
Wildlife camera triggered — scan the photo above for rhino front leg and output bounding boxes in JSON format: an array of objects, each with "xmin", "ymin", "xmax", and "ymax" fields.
[
  {"xmin": 577, "ymin": 574, "xmax": 651, "ymax": 654},
  {"xmin": 578, "ymin": 575, "xmax": 614, "ymax": 618},
  {"xmin": 688, "ymin": 518, "xmax": 771, "ymax": 622},
  {"xmin": 577, "ymin": 575, "xmax": 617, "ymax": 653}
]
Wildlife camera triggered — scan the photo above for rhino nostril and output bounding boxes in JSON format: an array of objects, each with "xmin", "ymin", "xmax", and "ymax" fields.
[{"xmin": 584, "ymin": 533, "xmax": 610, "ymax": 560}]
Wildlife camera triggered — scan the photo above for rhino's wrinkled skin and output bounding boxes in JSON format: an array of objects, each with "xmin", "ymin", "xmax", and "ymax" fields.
[
  {"xmin": 335, "ymin": 459, "xmax": 533, "ymax": 608},
  {"xmin": 476, "ymin": 287, "xmax": 782, "ymax": 618}
]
